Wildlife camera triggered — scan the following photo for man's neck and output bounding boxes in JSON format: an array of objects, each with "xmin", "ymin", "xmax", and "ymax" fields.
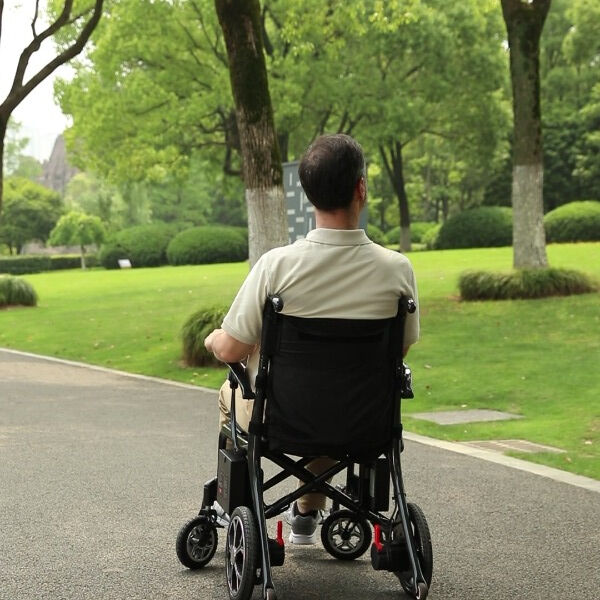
[{"xmin": 315, "ymin": 208, "xmax": 359, "ymax": 230}]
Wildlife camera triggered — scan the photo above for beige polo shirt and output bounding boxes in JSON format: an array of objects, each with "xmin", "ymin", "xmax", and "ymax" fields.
[{"xmin": 222, "ymin": 229, "xmax": 419, "ymax": 354}]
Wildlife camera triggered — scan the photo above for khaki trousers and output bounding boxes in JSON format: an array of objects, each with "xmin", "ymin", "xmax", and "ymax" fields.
[{"xmin": 218, "ymin": 381, "xmax": 336, "ymax": 512}]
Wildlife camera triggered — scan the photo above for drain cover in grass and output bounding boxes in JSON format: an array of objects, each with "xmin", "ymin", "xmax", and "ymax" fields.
[{"xmin": 410, "ymin": 409, "xmax": 523, "ymax": 425}]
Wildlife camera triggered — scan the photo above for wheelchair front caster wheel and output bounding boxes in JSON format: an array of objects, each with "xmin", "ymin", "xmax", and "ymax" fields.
[
  {"xmin": 176, "ymin": 516, "xmax": 218, "ymax": 569},
  {"xmin": 321, "ymin": 510, "xmax": 372, "ymax": 561},
  {"xmin": 226, "ymin": 506, "xmax": 259, "ymax": 600}
]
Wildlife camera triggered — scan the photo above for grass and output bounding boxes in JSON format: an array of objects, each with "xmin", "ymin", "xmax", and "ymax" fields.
[{"xmin": 1, "ymin": 242, "xmax": 599, "ymax": 479}]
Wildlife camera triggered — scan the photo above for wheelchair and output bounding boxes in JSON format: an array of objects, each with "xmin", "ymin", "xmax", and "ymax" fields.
[{"xmin": 176, "ymin": 295, "xmax": 433, "ymax": 600}]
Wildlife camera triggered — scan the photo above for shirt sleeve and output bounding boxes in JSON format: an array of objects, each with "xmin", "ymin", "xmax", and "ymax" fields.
[
  {"xmin": 403, "ymin": 261, "xmax": 420, "ymax": 347},
  {"xmin": 221, "ymin": 255, "xmax": 271, "ymax": 345}
]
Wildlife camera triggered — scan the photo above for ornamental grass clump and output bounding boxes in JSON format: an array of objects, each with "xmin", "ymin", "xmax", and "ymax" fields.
[
  {"xmin": 459, "ymin": 268, "xmax": 598, "ymax": 301},
  {"xmin": 0, "ymin": 276, "xmax": 38, "ymax": 307},
  {"xmin": 181, "ymin": 306, "xmax": 228, "ymax": 367}
]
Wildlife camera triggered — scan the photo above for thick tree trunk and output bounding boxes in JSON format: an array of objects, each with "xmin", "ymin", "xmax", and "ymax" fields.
[
  {"xmin": 80, "ymin": 245, "xmax": 87, "ymax": 270},
  {"xmin": 380, "ymin": 142, "xmax": 411, "ymax": 252},
  {"xmin": 215, "ymin": 0, "xmax": 287, "ymax": 267},
  {"xmin": 501, "ymin": 0, "xmax": 550, "ymax": 269}
]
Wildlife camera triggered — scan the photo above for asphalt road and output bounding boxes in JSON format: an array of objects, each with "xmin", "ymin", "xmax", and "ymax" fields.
[{"xmin": 1, "ymin": 350, "xmax": 598, "ymax": 600}]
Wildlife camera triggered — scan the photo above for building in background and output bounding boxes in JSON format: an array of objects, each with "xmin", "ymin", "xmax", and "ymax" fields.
[{"xmin": 40, "ymin": 135, "xmax": 78, "ymax": 195}]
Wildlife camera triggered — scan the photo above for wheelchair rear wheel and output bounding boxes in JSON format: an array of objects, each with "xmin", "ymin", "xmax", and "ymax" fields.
[
  {"xmin": 176, "ymin": 516, "xmax": 218, "ymax": 569},
  {"xmin": 395, "ymin": 503, "xmax": 433, "ymax": 598},
  {"xmin": 226, "ymin": 506, "xmax": 259, "ymax": 600},
  {"xmin": 321, "ymin": 510, "xmax": 372, "ymax": 560}
]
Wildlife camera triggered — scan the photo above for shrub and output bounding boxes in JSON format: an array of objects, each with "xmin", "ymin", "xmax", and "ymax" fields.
[
  {"xmin": 385, "ymin": 223, "xmax": 436, "ymax": 246},
  {"xmin": 99, "ymin": 223, "xmax": 177, "ymax": 269},
  {"xmin": 544, "ymin": 201, "xmax": 600, "ymax": 243},
  {"xmin": 0, "ymin": 275, "xmax": 37, "ymax": 307},
  {"xmin": 367, "ymin": 224, "xmax": 386, "ymax": 245},
  {"xmin": 0, "ymin": 256, "xmax": 51, "ymax": 275},
  {"xmin": 422, "ymin": 224, "xmax": 442, "ymax": 250},
  {"xmin": 181, "ymin": 306, "xmax": 228, "ymax": 367},
  {"xmin": 49, "ymin": 255, "xmax": 98, "ymax": 270},
  {"xmin": 167, "ymin": 226, "xmax": 248, "ymax": 266},
  {"xmin": 459, "ymin": 268, "xmax": 598, "ymax": 301},
  {"xmin": 437, "ymin": 207, "xmax": 512, "ymax": 249}
]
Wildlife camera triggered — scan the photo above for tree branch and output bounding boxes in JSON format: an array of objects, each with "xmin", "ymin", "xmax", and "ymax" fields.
[
  {"xmin": 31, "ymin": 1, "xmax": 41, "ymax": 38},
  {"xmin": 1, "ymin": 0, "xmax": 104, "ymax": 115},
  {"xmin": 0, "ymin": 1, "xmax": 4, "ymax": 50},
  {"xmin": 189, "ymin": 0, "xmax": 228, "ymax": 67}
]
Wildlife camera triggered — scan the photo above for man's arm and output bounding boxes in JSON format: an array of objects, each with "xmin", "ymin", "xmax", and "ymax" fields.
[{"xmin": 205, "ymin": 328, "xmax": 255, "ymax": 364}]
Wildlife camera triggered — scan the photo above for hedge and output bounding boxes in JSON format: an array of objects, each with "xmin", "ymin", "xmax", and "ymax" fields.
[
  {"xmin": 367, "ymin": 224, "xmax": 386, "ymax": 245},
  {"xmin": 181, "ymin": 306, "xmax": 228, "ymax": 367},
  {"xmin": 459, "ymin": 268, "xmax": 597, "ymax": 301},
  {"xmin": 99, "ymin": 223, "xmax": 178, "ymax": 269},
  {"xmin": 167, "ymin": 226, "xmax": 248, "ymax": 266},
  {"xmin": 544, "ymin": 201, "xmax": 600, "ymax": 243},
  {"xmin": 384, "ymin": 222, "xmax": 437, "ymax": 245},
  {"xmin": 0, "ymin": 255, "xmax": 97, "ymax": 275},
  {"xmin": 437, "ymin": 207, "xmax": 512, "ymax": 249},
  {"xmin": 0, "ymin": 275, "xmax": 37, "ymax": 307},
  {"xmin": 422, "ymin": 224, "xmax": 442, "ymax": 250}
]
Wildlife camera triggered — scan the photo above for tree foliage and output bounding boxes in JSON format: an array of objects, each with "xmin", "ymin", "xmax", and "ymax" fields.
[{"xmin": 0, "ymin": 178, "xmax": 63, "ymax": 254}]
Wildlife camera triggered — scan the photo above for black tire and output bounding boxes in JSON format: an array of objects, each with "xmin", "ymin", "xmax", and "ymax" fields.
[
  {"xmin": 176, "ymin": 516, "xmax": 218, "ymax": 570},
  {"xmin": 320, "ymin": 510, "xmax": 372, "ymax": 561},
  {"xmin": 226, "ymin": 506, "xmax": 259, "ymax": 600},
  {"xmin": 396, "ymin": 503, "xmax": 433, "ymax": 598}
]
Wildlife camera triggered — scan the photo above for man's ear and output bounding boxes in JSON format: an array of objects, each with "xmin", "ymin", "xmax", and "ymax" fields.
[{"xmin": 357, "ymin": 177, "xmax": 367, "ymax": 207}]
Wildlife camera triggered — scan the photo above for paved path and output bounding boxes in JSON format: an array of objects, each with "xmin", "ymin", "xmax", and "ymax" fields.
[{"xmin": 1, "ymin": 350, "xmax": 598, "ymax": 600}]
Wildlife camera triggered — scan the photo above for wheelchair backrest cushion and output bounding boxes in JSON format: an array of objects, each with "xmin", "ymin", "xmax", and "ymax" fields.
[{"xmin": 265, "ymin": 314, "xmax": 397, "ymax": 460}]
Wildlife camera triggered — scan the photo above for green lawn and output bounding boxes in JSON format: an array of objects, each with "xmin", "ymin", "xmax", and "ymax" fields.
[{"xmin": 1, "ymin": 243, "xmax": 599, "ymax": 479}]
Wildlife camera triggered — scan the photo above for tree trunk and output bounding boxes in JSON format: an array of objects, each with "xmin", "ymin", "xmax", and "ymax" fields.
[
  {"xmin": 0, "ymin": 115, "xmax": 7, "ymax": 218},
  {"xmin": 501, "ymin": 0, "xmax": 550, "ymax": 269},
  {"xmin": 380, "ymin": 142, "xmax": 411, "ymax": 252},
  {"xmin": 80, "ymin": 245, "xmax": 87, "ymax": 270},
  {"xmin": 215, "ymin": 0, "xmax": 288, "ymax": 267}
]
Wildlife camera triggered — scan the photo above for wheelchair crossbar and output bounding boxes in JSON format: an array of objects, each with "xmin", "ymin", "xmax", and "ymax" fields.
[{"xmin": 262, "ymin": 456, "xmax": 314, "ymax": 491}]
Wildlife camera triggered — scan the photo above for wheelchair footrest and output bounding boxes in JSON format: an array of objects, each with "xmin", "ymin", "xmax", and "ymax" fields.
[
  {"xmin": 268, "ymin": 520, "xmax": 285, "ymax": 567},
  {"xmin": 370, "ymin": 525, "xmax": 409, "ymax": 571}
]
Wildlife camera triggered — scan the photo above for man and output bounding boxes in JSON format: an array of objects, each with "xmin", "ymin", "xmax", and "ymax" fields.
[{"xmin": 205, "ymin": 133, "xmax": 419, "ymax": 544}]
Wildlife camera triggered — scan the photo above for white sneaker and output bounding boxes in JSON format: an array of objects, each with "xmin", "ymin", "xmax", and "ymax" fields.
[{"xmin": 284, "ymin": 502, "xmax": 320, "ymax": 545}]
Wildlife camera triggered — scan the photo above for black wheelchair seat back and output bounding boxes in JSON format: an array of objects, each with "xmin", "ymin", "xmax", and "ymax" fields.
[{"xmin": 266, "ymin": 314, "xmax": 398, "ymax": 460}]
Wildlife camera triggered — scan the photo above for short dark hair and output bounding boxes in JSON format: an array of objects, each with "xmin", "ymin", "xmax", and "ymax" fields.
[{"xmin": 298, "ymin": 134, "xmax": 365, "ymax": 211}]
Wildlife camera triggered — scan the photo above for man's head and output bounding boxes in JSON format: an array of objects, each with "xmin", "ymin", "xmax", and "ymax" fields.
[{"xmin": 298, "ymin": 134, "xmax": 366, "ymax": 212}]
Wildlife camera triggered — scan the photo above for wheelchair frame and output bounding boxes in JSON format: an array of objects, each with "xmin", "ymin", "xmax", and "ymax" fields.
[{"xmin": 176, "ymin": 295, "xmax": 432, "ymax": 600}]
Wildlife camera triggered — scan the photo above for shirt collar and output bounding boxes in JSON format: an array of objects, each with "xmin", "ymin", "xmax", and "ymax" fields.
[{"xmin": 305, "ymin": 228, "xmax": 372, "ymax": 246}]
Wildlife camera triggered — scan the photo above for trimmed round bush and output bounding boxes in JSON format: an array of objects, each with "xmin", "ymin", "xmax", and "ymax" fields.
[
  {"xmin": 99, "ymin": 223, "xmax": 178, "ymax": 269},
  {"xmin": 181, "ymin": 306, "xmax": 228, "ymax": 367},
  {"xmin": 167, "ymin": 226, "xmax": 248, "ymax": 266},
  {"xmin": 459, "ymin": 268, "xmax": 597, "ymax": 301},
  {"xmin": 437, "ymin": 207, "xmax": 512, "ymax": 250},
  {"xmin": 0, "ymin": 275, "xmax": 37, "ymax": 307},
  {"xmin": 422, "ymin": 223, "xmax": 442, "ymax": 250},
  {"xmin": 367, "ymin": 224, "xmax": 386, "ymax": 245},
  {"xmin": 544, "ymin": 201, "xmax": 600, "ymax": 243},
  {"xmin": 385, "ymin": 222, "xmax": 437, "ymax": 245}
]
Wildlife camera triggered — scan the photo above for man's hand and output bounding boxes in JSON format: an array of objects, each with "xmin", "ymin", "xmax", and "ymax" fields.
[{"xmin": 204, "ymin": 328, "xmax": 255, "ymax": 364}]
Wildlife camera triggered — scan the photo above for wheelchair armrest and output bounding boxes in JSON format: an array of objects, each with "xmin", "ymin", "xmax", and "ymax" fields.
[{"xmin": 226, "ymin": 362, "xmax": 256, "ymax": 399}]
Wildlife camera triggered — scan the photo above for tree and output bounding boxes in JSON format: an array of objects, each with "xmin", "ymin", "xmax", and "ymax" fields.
[
  {"xmin": 501, "ymin": 0, "xmax": 551, "ymax": 269},
  {"xmin": 0, "ymin": 178, "xmax": 63, "ymax": 254},
  {"xmin": 0, "ymin": 0, "xmax": 104, "ymax": 217},
  {"xmin": 49, "ymin": 211, "xmax": 106, "ymax": 268},
  {"xmin": 214, "ymin": 0, "xmax": 287, "ymax": 265}
]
